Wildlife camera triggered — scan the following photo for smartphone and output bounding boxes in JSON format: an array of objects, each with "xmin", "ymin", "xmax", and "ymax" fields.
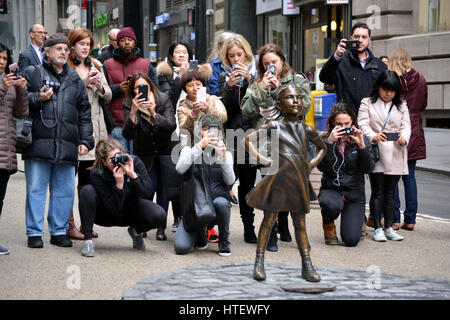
[
  {"xmin": 385, "ymin": 132, "xmax": 400, "ymax": 141},
  {"xmin": 90, "ymin": 70, "xmax": 99, "ymax": 77},
  {"xmin": 232, "ymin": 64, "xmax": 240, "ymax": 71},
  {"xmin": 346, "ymin": 40, "xmax": 360, "ymax": 50},
  {"xmin": 138, "ymin": 84, "xmax": 148, "ymax": 101},
  {"xmin": 9, "ymin": 63, "xmax": 19, "ymax": 79},
  {"xmin": 189, "ymin": 59, "xmax": 198, "ymax": 71},
  {"xmin": 209, "ymin": 124, "xmax": 219, "ymax": 137},
  {"xmin": 267, "ymin": 65, "xmax": 276, "ymax": 75},
  {"xmin": 127, "ymin": 75, "xmax": 132, "ymax": 81},
  {"xmin": 196, "ymin": 87, "xmax": 207, "ymax": 103}
]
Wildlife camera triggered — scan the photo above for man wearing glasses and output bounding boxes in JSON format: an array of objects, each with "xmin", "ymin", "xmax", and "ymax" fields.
[
  {"xmin": 21, "ymin": 33, "xmax": 94, "ymax": 249},
  {"xmin": 18, "ymin": 24, "xmax": 47, "ymax": 71},
  {"xmin": 98, "ymin": 28, "xmax": 120, "ymax": 64}
]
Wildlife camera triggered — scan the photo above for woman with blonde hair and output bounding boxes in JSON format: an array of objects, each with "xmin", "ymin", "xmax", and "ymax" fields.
[
  {"xmin": 67, "ymin": 27, "xmax": 112, "ymax": 240},
  {"xmin": 217, "ymin": 34, "xmax": 258, "ymax": 243},
  {"xmin": 388, "ymin": 48, "xmax": 428, "ymax": 231},
  {"xmin": 208, "ymin": 31, "xmax": 236, "ymax": 96}
]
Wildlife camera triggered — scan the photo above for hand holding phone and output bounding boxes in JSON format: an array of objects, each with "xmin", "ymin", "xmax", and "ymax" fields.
[
  {"xmin": 189, "ymin": 59, "xmax": 198, "ymax": 71},
  {"xmin": 346, "ymin": 40, "xmax": 360, "ymax": 50}
]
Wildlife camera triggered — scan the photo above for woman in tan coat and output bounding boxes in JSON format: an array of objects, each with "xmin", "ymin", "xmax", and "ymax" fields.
[
  {"xmin": 177, "ymin": 69, "xmax": 227, "ymax": 140},
  {"xmin": 358, "ymin": 70, "xmax": 411, "ymax": 242},
  {"xmin": 0, "ymin": 42, "xmax": 29, "ymax": 254},
  {"xmin": 67, "ymin": 28, "xmax": 112, "ymax": 239}
]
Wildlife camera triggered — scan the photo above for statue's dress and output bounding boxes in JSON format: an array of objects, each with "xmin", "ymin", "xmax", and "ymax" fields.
[{"xmin": 246, "ymin": 119, "xmax": 323, "ymax": 214}]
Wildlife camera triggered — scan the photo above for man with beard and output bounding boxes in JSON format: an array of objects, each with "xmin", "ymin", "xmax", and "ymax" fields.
[
  {"xmin": 21, "ymin": 33, "xmax": 94, "ymax": 248},
  {"xmin": 319, "ymin": 22, "xmax": 387, "ymax": 117},
  {"xmin": 103, "ymin": 27, "xmax": 158, "ymax": 153}
]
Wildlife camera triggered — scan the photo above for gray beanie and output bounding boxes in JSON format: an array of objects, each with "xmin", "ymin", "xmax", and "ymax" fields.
[{"xmin": 43, "ymin": 33, "xmax": 70, "ymax": 48}]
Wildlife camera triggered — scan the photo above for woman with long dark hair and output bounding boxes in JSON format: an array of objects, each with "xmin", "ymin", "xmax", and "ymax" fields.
[
  {"xmin": 357, "ymin": 70, "xmax": 411, "ymax": 242},
  {"xmin": 122, "ymin": 72, "xmax": 177, "ymax": 241},
  {"xmin": 317, "ymin": 103, "xmax": 374, "ymax": 247},
  {"xmin": 0, "ymin": 42, "xmax": 29, "ymax": 255}
]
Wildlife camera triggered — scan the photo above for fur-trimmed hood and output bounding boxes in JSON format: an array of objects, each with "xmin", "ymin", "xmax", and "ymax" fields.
[{"xmin": 156, "ymin": 60, "xmax": 213, "ymax": 80}]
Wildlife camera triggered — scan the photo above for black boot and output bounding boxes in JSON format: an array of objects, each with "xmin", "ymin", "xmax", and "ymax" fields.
[
  {"xmin": 266, "ymin": 223, "xmax": 278, "ymax": 252},
  {"xmin": 243, "ymin": 220, "xmax": 257, "ymax": 243}
]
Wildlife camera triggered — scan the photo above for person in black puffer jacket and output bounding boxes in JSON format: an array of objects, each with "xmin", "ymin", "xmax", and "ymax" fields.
[
  {"xmin": 21, "ymin": 33, "xmax": 94, "ymax": 249},
  {"xmin": 317, "ymin": 103, "xmax": 375, "ymax": 247}
]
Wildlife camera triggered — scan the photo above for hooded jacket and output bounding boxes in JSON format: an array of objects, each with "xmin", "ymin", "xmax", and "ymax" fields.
[
  {"xmin": 21, "ymin": 60, "xmax": 94, "ymax": 165},
  {"xmin": 0, "ymin": 80, "xmax": 29, "ymax": 173},
  {"xmin": 399, "ymin": 69, "xmax": 428, "ymax": 161},
  {"xmin": 103, "ymin": 47, "xmax": 158, "ymax": 126},
  {"xmin": 319, "ymin": 48, "xmax": 387, "ymax": 116}
]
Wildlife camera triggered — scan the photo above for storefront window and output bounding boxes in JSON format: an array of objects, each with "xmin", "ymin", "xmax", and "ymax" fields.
[{"xmin": 265, "ymin": 15, "xmax": 291, "ymax": 62}]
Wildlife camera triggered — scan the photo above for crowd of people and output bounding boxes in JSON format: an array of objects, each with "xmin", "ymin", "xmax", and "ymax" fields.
[{"xmin": 0, "ymin": 21, "xmax": 427, "ymax": 261}]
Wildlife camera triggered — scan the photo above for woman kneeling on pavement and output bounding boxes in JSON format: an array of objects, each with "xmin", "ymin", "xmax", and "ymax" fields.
[
  {"xmin": 78, "ymin": 138, "xmax": 166, "ymax": 257},
  {"xmin": 317, "ymin": 103, "xmax": 375, "ymax": 246},
  {"xmin": 174, "ymin": 114, "xmax": 235, "ymax": 256}
]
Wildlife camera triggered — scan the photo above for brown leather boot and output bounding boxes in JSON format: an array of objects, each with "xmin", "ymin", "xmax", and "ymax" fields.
[
  {"xmin": 322, "ymin": 222, "xmax": 339, "ymax": 245},
  {"xmin": 67, "ymin": 211, "xmax": 85, "ymax": 240}
]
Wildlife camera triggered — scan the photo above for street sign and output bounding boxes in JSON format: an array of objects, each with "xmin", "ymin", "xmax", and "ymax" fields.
[
  {"xmin": 325, "ymin": 0, "xmax": 349, "ymax": 4},
  {"xmin": 283, "ymin": 0, "xmax": 299, "ymax": 15}
]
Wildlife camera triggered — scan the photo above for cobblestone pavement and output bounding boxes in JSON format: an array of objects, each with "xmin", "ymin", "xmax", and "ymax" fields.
[{"xmin": 123, "ymin": 262, "xmax": 450, "ymax": 300}]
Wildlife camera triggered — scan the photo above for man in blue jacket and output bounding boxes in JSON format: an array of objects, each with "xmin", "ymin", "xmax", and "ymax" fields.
[{"xmin": 21, "ymin": 33, "xmax": 94, "ymax": 249}]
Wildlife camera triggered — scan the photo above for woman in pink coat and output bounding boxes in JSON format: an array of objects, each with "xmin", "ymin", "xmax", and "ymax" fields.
[{"xmin": 358, "ymin": 70, "xmax": 411, "ymax": 242}]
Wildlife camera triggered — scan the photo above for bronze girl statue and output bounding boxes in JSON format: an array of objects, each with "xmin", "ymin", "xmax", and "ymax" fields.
[{"xmin": 243, "ymin": 85, "xmax": 326, "ymax": 282}]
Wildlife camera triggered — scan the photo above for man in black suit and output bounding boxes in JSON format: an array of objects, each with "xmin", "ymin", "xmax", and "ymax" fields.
[
  {"xmin": 97, "ymin": 28, "xmax": 120, "ymax": 64},
  {"xmin": 18, "ymin": 24, "xmax": 47, "ymax": 72}
]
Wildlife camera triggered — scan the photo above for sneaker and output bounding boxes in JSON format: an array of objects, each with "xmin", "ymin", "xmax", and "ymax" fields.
[
  {"xmin": 230, "ymin": 195, "xmax": 238, "ymax": 205},
  {"xmin": 207, "ymin": 228, "xmax": 219, "ymax": 243},
  {"xmin": 218, "ymin": 238, "xmax": 231, "ymax": 256},
  {"xmin": 194, "ymin": 230, "xmax": 208, "ymax": 250},
  {"xmin": 50, "ymin": 235, "xmax": 73, "ymax": 247},
  {"xmin": 0, "ymin": 245, "xmax": 9, "ymax": 255},
  {"xmin": 28, "ymin": 236, "xmax": 44, "ymax": 248},
  {"xmin": 385, "ymin": 228, "xmax": 404, "ymax": 241},
  {"xmin": 373, "ymin": 228, "xmax": 387, "ymax": 242},
  {"xmin": 127, "ymin": 227, "xmax": 146, "ymax": 250},
  {"xmin": 81, "ymin": 241, "xmax": 95, "ymax": 257}
]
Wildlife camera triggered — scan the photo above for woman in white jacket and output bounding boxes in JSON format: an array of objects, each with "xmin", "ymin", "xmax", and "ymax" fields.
[{"xmin": 357, "ymin": 70, "xmax": 411, "ymax": 242}]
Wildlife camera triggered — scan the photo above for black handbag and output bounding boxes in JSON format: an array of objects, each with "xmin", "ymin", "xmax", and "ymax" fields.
[
  {"xmin": 371, "ymin": 143, "xmax": 380, "ymax": 162},
  {"xmin": 15, "ymin": 117, "xmax": 33, "ymax": 154},
  {"xmin": 181, "ymin": 165, "xmax": 216, "ymax": 233}
]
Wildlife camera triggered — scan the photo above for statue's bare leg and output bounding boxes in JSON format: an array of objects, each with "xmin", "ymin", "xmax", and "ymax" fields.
[
  {"xmin": 292, "ymin": 212, "xmax": 321, "ymax": 282},
  {"xmin": 253, "ymin": 211, "xmax": 278, "ymax": 281}
]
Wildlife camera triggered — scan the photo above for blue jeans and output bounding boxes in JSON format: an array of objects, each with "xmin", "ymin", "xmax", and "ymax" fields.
[
  {"xmin": 112, "ymin": 126, "xmax": 133, "ymax": 154},
  {"xmin": 395, "ymin": 161, "xmax": 417, "ymax": 224},
  {"xmin": 25, "ymin": 160, "xmax": 76, "ymax": 236}
]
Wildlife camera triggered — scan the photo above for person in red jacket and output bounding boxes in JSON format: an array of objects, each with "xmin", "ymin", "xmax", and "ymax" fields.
[
  {"xmin": 389, "ymin": 48, "xmax": 428, "ymax": 231},
  {"xmin": 103, "ymin": 27, "xmax": 158, "ymax": 154}
]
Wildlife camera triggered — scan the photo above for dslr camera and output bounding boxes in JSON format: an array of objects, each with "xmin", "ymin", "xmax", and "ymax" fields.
[
  {"xmin": 44, "ymin": 80, "xmax": 60, "ymax": 93},
  {"xmin": 109, "ymin": 152, "xmax": 129, "ymax": 167}
]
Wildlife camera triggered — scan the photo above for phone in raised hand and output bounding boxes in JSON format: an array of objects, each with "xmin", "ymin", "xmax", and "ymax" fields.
[{"xmin": 9, "ymin": 63, "xmax": 19, "ymax": 79}]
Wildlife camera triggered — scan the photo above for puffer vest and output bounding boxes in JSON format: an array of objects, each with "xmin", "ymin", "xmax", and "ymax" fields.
[{"xmin": 104, "ymin": 55, "xmax": 150, "ymax": 126}]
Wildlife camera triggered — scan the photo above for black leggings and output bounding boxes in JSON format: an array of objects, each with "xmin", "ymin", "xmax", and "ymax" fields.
[
  {"xmin": 78, "ymin": 184, "xmax": 167, "ymax": 240},
  {"xmin": 369, "ymin": 173, "xmax": 400, "ymax": 230},
  {"xmin": 236, "ymin": 163, "xmax": 257, "ymax": 225},
  {"xmin": 318, "ymin": 189, "xmax": 365, "ymax": 247}
]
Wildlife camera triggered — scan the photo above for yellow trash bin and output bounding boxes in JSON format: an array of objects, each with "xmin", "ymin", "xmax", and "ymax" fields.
[{"xmin": 306, "ymin": 90, "xmax": 328, "ymax": 128}]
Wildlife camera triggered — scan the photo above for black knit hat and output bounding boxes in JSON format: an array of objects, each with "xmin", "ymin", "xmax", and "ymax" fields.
[{"xmin": 43, "ymin": 33, "xmax": 70, "ymax": 48}]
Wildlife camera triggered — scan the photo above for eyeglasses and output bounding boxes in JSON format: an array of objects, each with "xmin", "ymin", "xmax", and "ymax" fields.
[
  {"xmin": 34, "ymin": 31, "xmax": 48, "ymax": 35},
  {"xmin": 109, "ymin": 38, "xmax": 117, "ymax": 42},
  {"xmin": 53, "ymin": 46, "xmax": 70, "ymax": 53}
]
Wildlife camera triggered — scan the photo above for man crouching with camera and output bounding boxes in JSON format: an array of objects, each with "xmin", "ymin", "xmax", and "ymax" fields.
[{"xmin": 78, "ymin": 138, "xmax": 166, "ymax": 257}]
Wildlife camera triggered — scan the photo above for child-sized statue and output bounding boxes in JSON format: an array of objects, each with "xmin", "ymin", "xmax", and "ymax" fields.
[{"xmin": 243, "ymin": 85, "xmax": 327, "ymax": 282}]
